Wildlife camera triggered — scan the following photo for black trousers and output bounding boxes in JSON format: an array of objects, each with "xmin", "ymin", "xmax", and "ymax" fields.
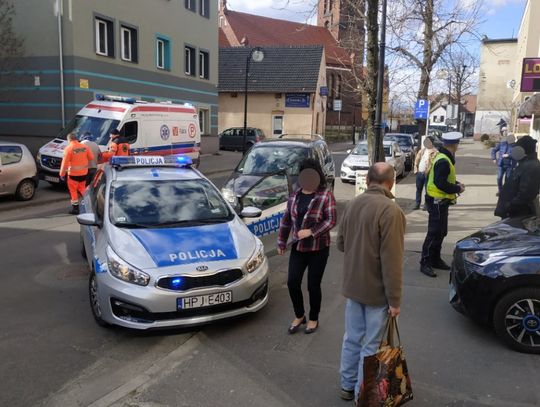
[
  {"xmin": 86, "ymin": 168, "xmax": 97, "ymax": 186},
  {"xmin": 421, "ymin": 196, "xmax": 449, "ymax": 266},
  {"xmin": 287, "ymin": 245, "xmax": 330, "ymax": 321}
]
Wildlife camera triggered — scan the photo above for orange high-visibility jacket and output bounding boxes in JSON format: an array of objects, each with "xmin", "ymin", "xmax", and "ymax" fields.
[
  {"xmin": 101, "ymin": 141, "xmax": 130, "ymax": 162},
  {"xmin": 60, "ymin": 140, "xmax": 95, "ymax": 177}
]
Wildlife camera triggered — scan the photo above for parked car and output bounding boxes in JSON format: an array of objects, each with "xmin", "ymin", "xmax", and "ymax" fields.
[
  {"xmin": 221, "ymin": 135, "xmax": 335, "ymax": 250},
  {"xmin": 219, "ymin": 127, "xmax": 266, "ymax": 151},
  {"xmin": 340, "ymin": 140, "xmax": 405, "ymax": 183},
  {"xmin": 0, "ymin": 142, "xmax": 39, "ymax": 201},
  {"xmin": 450, "ymin": 216, "xmax": 540, "ymax": 354},
  {"xmin": 78, "ymin": 155, "xmax": 269, "ymax": 329},
  {"xmin": 385, "ymin": 133, "xmax": 416, "ymax": 171}
]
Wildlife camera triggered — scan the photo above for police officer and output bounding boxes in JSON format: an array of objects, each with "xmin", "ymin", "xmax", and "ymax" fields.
[
  {"xmin": 60, "ymin": 133, "xmax": 95, "ymax": 214},
  {"xmin": 420, "ymin": 132, "xmax": 465, "ymax": 278},
  {"xmin": 101, "ymin": 129, "xmax": 130, "ymax": 162}
]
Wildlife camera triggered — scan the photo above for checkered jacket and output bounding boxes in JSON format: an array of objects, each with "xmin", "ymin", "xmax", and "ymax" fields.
[{"xmin": 277, "ymin": 187, "xmax": 337, "ymax": 252}]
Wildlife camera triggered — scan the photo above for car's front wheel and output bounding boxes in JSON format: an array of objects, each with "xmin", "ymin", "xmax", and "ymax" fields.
[
  {"xmin": 89, "ymin": 273, "xmax": 110, "ymax": 328},
  {"xmin": 15, "ymin": 179, "xmax": 36, "ymax": 201},
  {"xmin": 493, "ymin": 288, "xmax": 540, "ymax": 354}
]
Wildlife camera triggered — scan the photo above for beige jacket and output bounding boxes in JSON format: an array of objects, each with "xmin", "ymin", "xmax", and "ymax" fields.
[
  {"xmin": 414, "ymin": 147, "xmax": 438, "ymax": 174},
  {"xmin": 337, "ymin": 185, "xmax": 406, "ymax": 308}
]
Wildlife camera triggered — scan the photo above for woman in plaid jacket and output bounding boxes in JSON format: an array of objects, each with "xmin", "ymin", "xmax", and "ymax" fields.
[{"xmin": 278, "ymin": 158, "xmax": 337, "ymax": 334}]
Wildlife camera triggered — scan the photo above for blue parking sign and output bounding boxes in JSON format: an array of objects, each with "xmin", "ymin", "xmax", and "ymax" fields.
[{"xmin": 415, "ymin": 99, "xmax": 429, "ymax": 119}]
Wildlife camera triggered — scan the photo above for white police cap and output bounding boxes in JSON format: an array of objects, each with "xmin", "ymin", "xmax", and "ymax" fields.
[{"xmin": 441, "ymin": 132, "xmax": 463, "ymax": 144}]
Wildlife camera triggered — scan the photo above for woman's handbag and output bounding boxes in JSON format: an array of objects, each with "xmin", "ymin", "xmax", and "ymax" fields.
[{"xmin": 357, "ymin": 317, "xmax": 413, "ymax": 407}]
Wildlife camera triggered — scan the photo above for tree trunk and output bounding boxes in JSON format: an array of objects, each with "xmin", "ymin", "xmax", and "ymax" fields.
[
  {"xmin": 365, "ymin": 0, "xmax": 381, "ymax": 164},
  {"xmin": 416, "ymin": 0, "xmax": 434, "ymax": 137}
]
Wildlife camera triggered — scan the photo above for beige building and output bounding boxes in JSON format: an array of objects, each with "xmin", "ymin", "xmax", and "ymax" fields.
[
  {"xmin": 473, "ymin": 38, "xmax": 518, "ymax": 138},
  {"xmin": 219, "ymin": 46, "xmax": 327, "ymax": 137}
]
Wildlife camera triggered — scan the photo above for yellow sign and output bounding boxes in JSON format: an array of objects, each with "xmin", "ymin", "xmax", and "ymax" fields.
[{"xmin": 79, "ymin": 79, "xmax": 89, "ymax": 89}]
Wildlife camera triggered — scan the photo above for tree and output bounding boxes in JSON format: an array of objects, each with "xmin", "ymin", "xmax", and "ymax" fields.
[
  {"xmin": 0, "ymin": 0, "xmax": 24, "ymax": 75},
  {"xmin": 389, "ymin": 0, "xmax": 482, "ymax": 135}
]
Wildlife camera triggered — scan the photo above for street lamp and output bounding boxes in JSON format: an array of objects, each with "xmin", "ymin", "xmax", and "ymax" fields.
[
  {"xmin": 243, "ymin": 47, "xmax": 265, "ymax": 154},
  {"xmin": 374, "ymin": 0, "xmax": 388, "ymax": 163}
]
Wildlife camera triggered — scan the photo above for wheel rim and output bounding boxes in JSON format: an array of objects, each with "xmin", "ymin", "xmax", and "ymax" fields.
[
  {"xmin": 19, "ymin": 181, "xmax": 34, "ymax": 199},
  {"xmin": 89, "ymin": 275, "xmax": 103, "ymax": 318},
  {"xmin": 505, "ymin": 298, "xmax": 540, "ymax": 347}
]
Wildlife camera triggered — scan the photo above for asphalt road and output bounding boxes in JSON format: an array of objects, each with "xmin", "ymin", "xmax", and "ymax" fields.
[{"xmin": 0, "ymin": 150, "xmax": 538, "ymax": 407}]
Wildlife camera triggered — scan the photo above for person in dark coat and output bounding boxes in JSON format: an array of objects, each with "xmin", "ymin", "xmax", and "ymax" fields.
[{"xmin": 495, "ymin": 135, "xmax": 540, "ymax": 219}]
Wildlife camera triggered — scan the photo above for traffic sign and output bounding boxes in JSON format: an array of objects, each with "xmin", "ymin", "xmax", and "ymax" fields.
[
  {"xmin": 333, "ymin": 99, "xmax": 342, "ymax": 112},
  {"xmin": 415, "ymin": 99, "xmax": 429, "ymax": 120}
]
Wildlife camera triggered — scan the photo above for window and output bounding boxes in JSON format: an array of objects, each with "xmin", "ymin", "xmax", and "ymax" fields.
[
  {"xmin": 241, "ymin": 174, "xmax": 289, "ymax": 211},
  {"xmin": 185, "ymin": 0, "xmax": 196, "ymax": 12},
  {"xmin": 219, "ymin": 16, "xmax": 225, "ymax": 27},
  {"xmin": 198, "ymin": 109, "xmax": 209, "ymax": 134},
  {"xmin": 120, "ymin": 121, "xmax": 138, "ymax": 143},
  {"xmin": 199, "ymin": 50, "xmax": 209, "ymax": 80},
  {"xmin": 0, "ymin": 146, "xmax": 23, "ymax": 165},
  {"xmin": 199, "ymin": 0, "xmax": 210, "ymax": 18},
  {"xmin": 120, "ymin": 25, "xmax": 138, "ymax": 63},
  {"xmin": 156, "ymin": 36, "xmax": 171, "ymax": 70},
  {"xmin": 185, "ymin": 46, "xmax": 196, "ymax": 76},
  {"xmin": 90, "ymin": 171, "xmax": 106, "ymax": 221},
  {"xmin": 95, "ymin": 17, "xmax": 114, "ymax": 57}
]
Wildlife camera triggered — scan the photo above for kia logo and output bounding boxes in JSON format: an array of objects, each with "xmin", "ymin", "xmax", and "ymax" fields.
[
  {"xmin": 527, "ymin": 320, "xmax": 537, "ymax": 328},
  {"xmin": 196, "ymin": 265, "xmax": 209, "ymax": 272}
]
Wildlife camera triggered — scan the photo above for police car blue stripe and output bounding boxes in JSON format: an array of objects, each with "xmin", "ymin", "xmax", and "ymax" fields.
[
  {"xmin": 131, "ymin": 224, "xmax": 239, "ymax": 267},
  {"xmin": 247, "ymin": 212, "xmax": 285, "ymax": 237}
]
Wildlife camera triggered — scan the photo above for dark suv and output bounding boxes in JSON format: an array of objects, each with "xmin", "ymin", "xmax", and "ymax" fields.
[
  {"xmin": 219, "ymin": 127, "xmax": 265, "ymax": 151},
  {"xmin": 222, "ymin": 135, "xmax": 336, "ymax": 199}
]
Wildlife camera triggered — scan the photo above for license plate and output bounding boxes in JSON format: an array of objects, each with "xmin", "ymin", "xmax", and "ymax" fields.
[
  {"xmin": 45, "ymin": 175, "xmax": 60, "ymax": 183},
  {"xmin": 177, "ymin": 291, "xmax": 232, "ymax": 310}
]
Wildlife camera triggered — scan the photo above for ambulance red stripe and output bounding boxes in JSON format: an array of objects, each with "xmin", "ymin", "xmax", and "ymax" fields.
[
  {"xmin": 131, "ymin": 106, "xmax": 196, "ymax": 114},
  {"xmin": 85, "ymin": 104, "xmax": 127, "ymax": 112}
]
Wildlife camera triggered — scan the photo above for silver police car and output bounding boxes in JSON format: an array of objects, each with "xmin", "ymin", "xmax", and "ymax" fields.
[{"xmin": 77, "ymin": 155, "xmax": 269, "ymax": 329}]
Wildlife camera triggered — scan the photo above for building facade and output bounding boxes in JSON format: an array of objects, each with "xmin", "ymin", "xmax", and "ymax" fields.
[
  {"xmin": 473, "ymin": 38, "xmax": 518, "ymax": 139},
  {"xmin": 219, "ymin": 46, "xmax": 327, "ymax": 138},
  {"xmin": 218, "ymin": 0, "xmax": 367, "ymax": 130},
  {"xmin": 1, "ymin": 0, "xmax": 218, "ymax": 153}
]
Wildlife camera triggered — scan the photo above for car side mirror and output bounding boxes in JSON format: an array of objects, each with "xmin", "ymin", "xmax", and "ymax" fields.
[
  {"xmin": 346, "ymin": 149, "xmax": 352, "ymax": 154},
  {"xmin": 240, "ymin": 206, "xmax": 262, "ymax": 219},
  {"xmin": 77, "ymin": 213, "xmax": 101, "ymax": 227}
]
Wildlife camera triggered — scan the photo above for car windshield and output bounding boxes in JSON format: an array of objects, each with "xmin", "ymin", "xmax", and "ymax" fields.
[
  {"xmin": 386, "ymin": 136, "xmax": 412, "ymax": 148},
  {"xmin": 237, "ymin": 145, "xmax": 309, "ymax": 176},
  {"xmin": 58, "ymin": 115, "xmax": 120, "ymax": 146},
  {"xmin": 352, "ymin": 144, "xmax": 392, "ymax": 157},
  {"xmin": 110, "ymin": 179, "xmax": 233, "ymax": 228}
]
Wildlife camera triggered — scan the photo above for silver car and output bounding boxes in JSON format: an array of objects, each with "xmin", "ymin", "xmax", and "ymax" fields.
[
  {"xmin": 0, "ymin": 142, "xmax": 39, "ymax": 201},
  {"xmin": 77, "ymin": 155, "xmax": 269, "ymax": 330}
]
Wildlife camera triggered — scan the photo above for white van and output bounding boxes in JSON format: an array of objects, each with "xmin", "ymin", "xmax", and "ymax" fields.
[{"xmin": 37, "ymin": 94, "xmax": 201, "ymax": 184}]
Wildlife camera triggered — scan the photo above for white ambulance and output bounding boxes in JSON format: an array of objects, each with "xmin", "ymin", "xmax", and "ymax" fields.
[{"xmin": 37, "ymin": 94, "xmax": 201, "ymax": 184}]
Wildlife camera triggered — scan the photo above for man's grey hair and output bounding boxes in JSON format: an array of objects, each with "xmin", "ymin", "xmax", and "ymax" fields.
[
  {"xmin": 367, "ymin": 162, "xmax": 395, "ymax": 185},
  {"xmin": 67, "ymin": 133, "xmax": 78, "ymax": 141}
]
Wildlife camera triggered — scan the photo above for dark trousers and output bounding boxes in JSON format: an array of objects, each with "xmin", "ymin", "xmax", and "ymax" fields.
[
  {"xmin": 497, "ymin": 166, "xmax": 512, "ymax": 192},
  {"xmin": 415, "ymin": 172, "xmax": 427, "ymax": 206},
  {"xmin": 421, "ymin": 196, "xmax": 449, "ymax": 266},
  {"xmin": 287, "ymin": 245, "xmax": 330, "ymax": 321},
  {"xmin": 86, "ymin": 168, "xmax": 97, "ymax": 187}
]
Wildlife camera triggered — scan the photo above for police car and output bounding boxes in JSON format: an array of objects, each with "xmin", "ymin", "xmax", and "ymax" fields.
[{"xmin": 77, "ymin": 155, "xmax": 269, "ymax": 329}]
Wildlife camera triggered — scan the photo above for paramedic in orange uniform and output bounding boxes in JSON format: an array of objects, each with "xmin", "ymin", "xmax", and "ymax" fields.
[
  {"xmin": 60, "ymin": 133, "xmax": 95, "ymax": 214},
  {"xmin": 101, "ymin": 129, "xmax": 130, "ymax": 162}
]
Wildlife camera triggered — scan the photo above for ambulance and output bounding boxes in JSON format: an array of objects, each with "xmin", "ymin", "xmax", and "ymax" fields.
[{"xmin": 37, "ymin": 94, "xmax": 201, "ymax": 184}]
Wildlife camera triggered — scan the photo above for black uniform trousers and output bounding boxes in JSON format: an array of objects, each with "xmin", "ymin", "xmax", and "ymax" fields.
[{"xmin": 420, "ymin": 195, "xmax": 449, "ymax": 266}]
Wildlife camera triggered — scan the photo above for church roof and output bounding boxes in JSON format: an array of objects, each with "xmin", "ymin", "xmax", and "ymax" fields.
[{"xmin": 221, "ymin": 10, "xmax": 352, "ymax": 68}]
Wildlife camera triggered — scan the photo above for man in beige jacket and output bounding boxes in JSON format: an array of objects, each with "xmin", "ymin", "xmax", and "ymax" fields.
[{"xmin": 337, "ymin": 162, "xmax": 406, "ymax": 401}]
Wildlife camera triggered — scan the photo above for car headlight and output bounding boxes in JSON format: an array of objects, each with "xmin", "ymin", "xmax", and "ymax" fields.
[
  {"xmin": 107, "ymin": 247, "xmax": 150, "ymax": 286},
  {"xmin": 221, "ymin": 188, "xmax": 238, "ymax": 205},
  {"xmin": 246, "ymin": 242, "xmax": 265, "ymax": 273},
  {"xmin": 463, "ymin": 249, "xmax": 522, "ymax": 267}
]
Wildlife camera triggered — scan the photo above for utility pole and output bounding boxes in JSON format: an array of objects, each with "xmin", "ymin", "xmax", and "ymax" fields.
[{"xmin": 374, "ymin": 0, "xmax": 387, "ymax": 162}]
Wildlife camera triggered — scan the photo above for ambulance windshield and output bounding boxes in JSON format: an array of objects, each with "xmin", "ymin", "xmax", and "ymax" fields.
[{"xmin": 58, "ymin": 115, "xmax": 120, "ymax": 145}]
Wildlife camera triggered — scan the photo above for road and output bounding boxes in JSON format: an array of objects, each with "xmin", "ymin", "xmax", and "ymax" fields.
[{"xmin": 0, "ymin": 145, "xmax": 538, "ymax": 407}]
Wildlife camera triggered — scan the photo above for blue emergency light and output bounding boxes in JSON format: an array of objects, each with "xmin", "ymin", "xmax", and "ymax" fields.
[
  {"xmin": 110, "ymin": 155, "xmax": 193, "ymax": 168},
  {"xmin": 95, "ymin": 94, "xmax": 137, "ymax": 104}
]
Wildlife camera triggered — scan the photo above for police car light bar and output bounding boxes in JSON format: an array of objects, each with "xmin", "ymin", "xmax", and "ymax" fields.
[{"xmin": 110, "ymin": 155, "xmax": 193, "ymax": 168}]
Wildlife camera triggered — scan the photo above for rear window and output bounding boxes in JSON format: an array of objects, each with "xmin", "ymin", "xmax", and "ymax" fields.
[{"xmin": 0, "ymin": 146, "xmax": 23, "ymax": 165}]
